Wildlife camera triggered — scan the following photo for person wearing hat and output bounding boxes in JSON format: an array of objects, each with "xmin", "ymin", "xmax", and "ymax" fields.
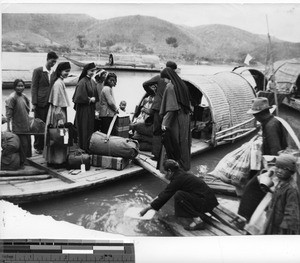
[
  {"xmin": 44, "ymin": 62, "xmax": 71, "ymax": 166},
  {"xmin": 264, "ymin": 153, "xmax": 300, "ymax": 234},
  {"xmin": 139, "ymin": 159, "xmax": 219, "ymax": 231},
  {"xmin": 238, "ymin": 97, "xmax": 288, "ymax": 222},
  {"xmin": 247, "ymin": 97, "xmax": 287, "ymax": 156},
  {"xmin": 72, "ymin": 62, "xmax": 99, "ymax": 151},
  {"xmin": 142, "ymin": 61, "xmax": 178, "ymax": 161}
]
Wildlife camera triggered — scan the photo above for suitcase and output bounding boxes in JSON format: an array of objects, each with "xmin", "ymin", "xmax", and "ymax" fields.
[
  {"xmin": 66, "ymin": 150, "xmax": 91, "ymax": 170},
  {"xmin": 91, "ymin": 155, "xmax": 129, "ymax": 170}
]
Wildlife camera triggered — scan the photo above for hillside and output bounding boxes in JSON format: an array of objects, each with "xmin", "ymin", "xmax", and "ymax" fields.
[{"xmin": 2, "ymin": 13, "xmax": 300, "ymax": 64}]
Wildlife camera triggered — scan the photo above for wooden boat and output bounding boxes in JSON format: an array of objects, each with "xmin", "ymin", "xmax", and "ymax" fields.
[
  {"xmin": 63, "ymin": 53, "xmax": 162, "ymax": 73},
  {"xmin": 233, "ymin": 59, "xmax": 300, "ymax": 112},
  {"xmin": 270, "ymin": 58, "xmax": 300, "ymax": 111},
  {"xmin": 0, "ymin": 71, "xmax": 258, "ymax": 203},
  {"xmin": 135, "ymin": 71, "xmax": 258, "ymax": 195},
  {"xmin": 2, "ymin": 69, "xmax": 32, "ymax": 89},
  {"xmin": 0, "ymin": 154, "xmax": 145, "ymax": 204}
]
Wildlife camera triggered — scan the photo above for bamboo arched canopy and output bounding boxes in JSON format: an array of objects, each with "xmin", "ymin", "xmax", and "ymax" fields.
[
  {"xmin": 270, "ymin": 58, "xmax": 300, "ymax": 94},
  {"xmin": 182, "ymin": 71, "xmax": 257, "ymax": 145}
]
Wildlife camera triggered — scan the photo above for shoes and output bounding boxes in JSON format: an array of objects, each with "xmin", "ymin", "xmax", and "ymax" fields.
[
  {"xmin": 35, "ymin": 149, "xmax": 43, "ymax": 154},
  {"xmin": 184, "ymin": 222, "xmax": 206, "ymax": 231}
]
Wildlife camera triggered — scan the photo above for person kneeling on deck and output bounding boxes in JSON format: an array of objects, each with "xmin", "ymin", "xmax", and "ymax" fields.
[{"xmin": 139, "ymin": 159, "xmax": 219, "ymax": 231}]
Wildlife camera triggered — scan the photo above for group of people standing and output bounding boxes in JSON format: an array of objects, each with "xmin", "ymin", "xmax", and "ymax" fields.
[{"xmin": 4, "ymin": 51, "xmax": 120, "ymax": 168}]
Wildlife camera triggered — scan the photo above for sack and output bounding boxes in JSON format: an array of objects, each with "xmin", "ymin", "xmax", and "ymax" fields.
[
  {"xmin": 66, "ymin": 150, "xmax": 90, "ymax": 170},
  {"xmin": 209, "ymin": 140, "xmax": 252, "ymax": 187},
  {"xmin": 47, "ymin": 127, "xmax": 69, "ymax": 147},
  {"xmin": 30, "ymin": 118, "xmax": 45, "ymax": 133},
  {"xmin": 89, "ymin": 131, "xmax": 139, "ymax": 159},
  {"xmin": 1, "ymin": 152, "xmax": 21, "ymax": 171},
  {"xmin": 1, "ymin": 131, "xmax": 20, "ymax": 155}
]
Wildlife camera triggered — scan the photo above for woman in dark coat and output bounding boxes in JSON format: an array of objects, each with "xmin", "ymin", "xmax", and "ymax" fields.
[
  {"xmin": 159, "ymin": 67, "xmax": 192, "ymax": 171},
  {"xmin": 72, "ymin": 62, "xmax": 98, "ymax": 151},
  {"xmin": 5, "ymin": 79, "xmax": 31, "ymax": 165},
  {"xmin": 140, "ymin": 159, "xmax": 219, "ymax": 230}
]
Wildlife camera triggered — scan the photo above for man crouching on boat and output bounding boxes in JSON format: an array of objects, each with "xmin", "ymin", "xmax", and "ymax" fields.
[{"xmin": 140, "ymin": 159, "xmax": 219, "ymax": 231}]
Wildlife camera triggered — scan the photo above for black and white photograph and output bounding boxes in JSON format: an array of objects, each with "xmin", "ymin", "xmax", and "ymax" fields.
[{"xmin": 1, "ymin": 1, "xmax": 300, "ymax": 262}]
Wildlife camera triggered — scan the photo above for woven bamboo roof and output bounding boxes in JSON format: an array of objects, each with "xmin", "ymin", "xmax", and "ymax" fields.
[
  {"xmin": 183, "ymin": 72, "xmax": 256, "ymax": 132},
  {"xmin": 272, "ymin": 58, "xmax": 300, "ymax": 93}
]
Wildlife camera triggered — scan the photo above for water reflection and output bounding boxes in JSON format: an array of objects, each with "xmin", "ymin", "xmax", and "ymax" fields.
[{"xmin": 22, "ymin": 174, "xmax": 174, "ymax": 236}]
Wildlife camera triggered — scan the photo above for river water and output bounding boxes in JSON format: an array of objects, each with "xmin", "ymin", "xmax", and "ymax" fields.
[{"xmin": 2, "ymin": 52, "xmax": 299, "ymax": 236}]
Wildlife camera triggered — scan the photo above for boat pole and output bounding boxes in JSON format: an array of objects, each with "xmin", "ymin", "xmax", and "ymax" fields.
[{"xmin": 266, "ymin": 15, "xmax": 279, "ymax": 116}]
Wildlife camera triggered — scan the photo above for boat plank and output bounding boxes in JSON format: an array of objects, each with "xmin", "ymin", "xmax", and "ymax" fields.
[
  {"xmin": 209, "ymin": 205, "xmax": 244, "ymax": 234},
  {"xmin": 2, "ymin": 178, "xmax": 62, "ymax": 190},
  {"xmin": 201, "ymin": 213, "xmax": 242, "ymax": 236},
  {"xmin": 159, "ymin": 215, "xmax": 220, "ymax": 236},
  {"xmin": 136, "ymin": 153, "xmax": 237, "ymax": 196},
  {"xmin": 27, "ymin": 156, "xmax": 75, "ymax": 183}
]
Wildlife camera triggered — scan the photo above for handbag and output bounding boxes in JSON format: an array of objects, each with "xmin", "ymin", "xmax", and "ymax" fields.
[
  {"xmin": 66, "ymin": 150, "xmax": 90, "ymax": 171},
  {"xmin": 46, "ymin": 126, "xmax": 70, "ymax": 147}
]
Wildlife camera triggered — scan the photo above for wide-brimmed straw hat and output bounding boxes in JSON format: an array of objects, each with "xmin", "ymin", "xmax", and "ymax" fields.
[{"xmin": 247, "ymin": 97, "xmax": 272, "ymax": 114}]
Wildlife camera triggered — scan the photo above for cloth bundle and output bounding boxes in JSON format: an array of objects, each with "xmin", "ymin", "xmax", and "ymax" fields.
[
  {"xmin": 1, "ymin": 131, "xmax": 21, "ymax": 170},
  {"xmin": 209, "ymin": 140, "xmax": 253, "ymax": 187}
]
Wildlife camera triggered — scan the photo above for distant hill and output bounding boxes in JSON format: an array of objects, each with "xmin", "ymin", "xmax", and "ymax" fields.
[{"xmin": 2, "ymin": 13, "xmax": 300, "ymax": 64}]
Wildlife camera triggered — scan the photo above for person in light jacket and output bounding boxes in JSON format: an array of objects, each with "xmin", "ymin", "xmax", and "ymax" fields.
[{"xmin": 99, "ymin": 73, "xmax": 119, "ymax": 135}]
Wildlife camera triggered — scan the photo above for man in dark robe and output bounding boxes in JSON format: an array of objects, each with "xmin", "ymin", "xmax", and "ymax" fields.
[
  {"xmin": 238, "ymin": 97, "xmax": 288, "ymax": 222},
  {"xmin": 142, "ymin": 61, "xmax": 178, "ymax": 160},
  {"xmin": 159, "ymin": 67, "xmax": 191, "ymax": 171}
]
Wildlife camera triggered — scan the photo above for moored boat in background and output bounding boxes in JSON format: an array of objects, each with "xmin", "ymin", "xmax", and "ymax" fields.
[
  {"xmin": 233, "ymin": 59, "xmax": 300, "ymax": 112},
  {"xmin": 63, "ymin": 53, "xmax": 163, "ymax": 73},
  {"xmin": 136, "ymin": 71, "xmax": 259, "ymax": 194}
]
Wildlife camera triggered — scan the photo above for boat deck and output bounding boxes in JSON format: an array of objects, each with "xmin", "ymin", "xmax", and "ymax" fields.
[
  {"xmin": 0, "ymin": 155, "xmax": 144, "ymax": 203},
  {"xmin": 159, "ymin": 199, "xmax": 244, "ymax": 236},
  {"xmin": 136, "ymin": 138, "xmax": 237, "ymax": 196}
]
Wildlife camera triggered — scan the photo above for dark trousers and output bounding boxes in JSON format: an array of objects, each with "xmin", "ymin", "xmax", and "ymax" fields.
[
  {"xmin": 94, "ymin": 118, "xmax": 102, "ymax": 132},
  {"xmin": 34, "ymin": 105, "xmax": 49, "ymax": 151},
  {"xmin": 17, "ymin": 134, "xmax": 32, "ymax": 164},
  {"xmin": 152, "ymin": 111, "xmax": 162, "ymax": 159},
  {"xmin": 174, "ymin": 190, "xmax": 209, "ymax": 218},
  {"xmin": 238, "ymin": 173, "xmax": 266, "ymax": 221},
  {"xmin": 100, "ymin": 117, "xmax": 117, "ymax": 136}
]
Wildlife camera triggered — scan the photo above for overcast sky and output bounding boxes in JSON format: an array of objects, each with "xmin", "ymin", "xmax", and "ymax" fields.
[{"xmin": 1, "ymin": 1, "xmax": 300, "ymax": 42}]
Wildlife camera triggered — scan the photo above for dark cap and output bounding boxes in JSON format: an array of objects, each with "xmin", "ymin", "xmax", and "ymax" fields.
[{"xmin": 166, "ymin": 61, "xmax": 177, "ymax": 70}]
